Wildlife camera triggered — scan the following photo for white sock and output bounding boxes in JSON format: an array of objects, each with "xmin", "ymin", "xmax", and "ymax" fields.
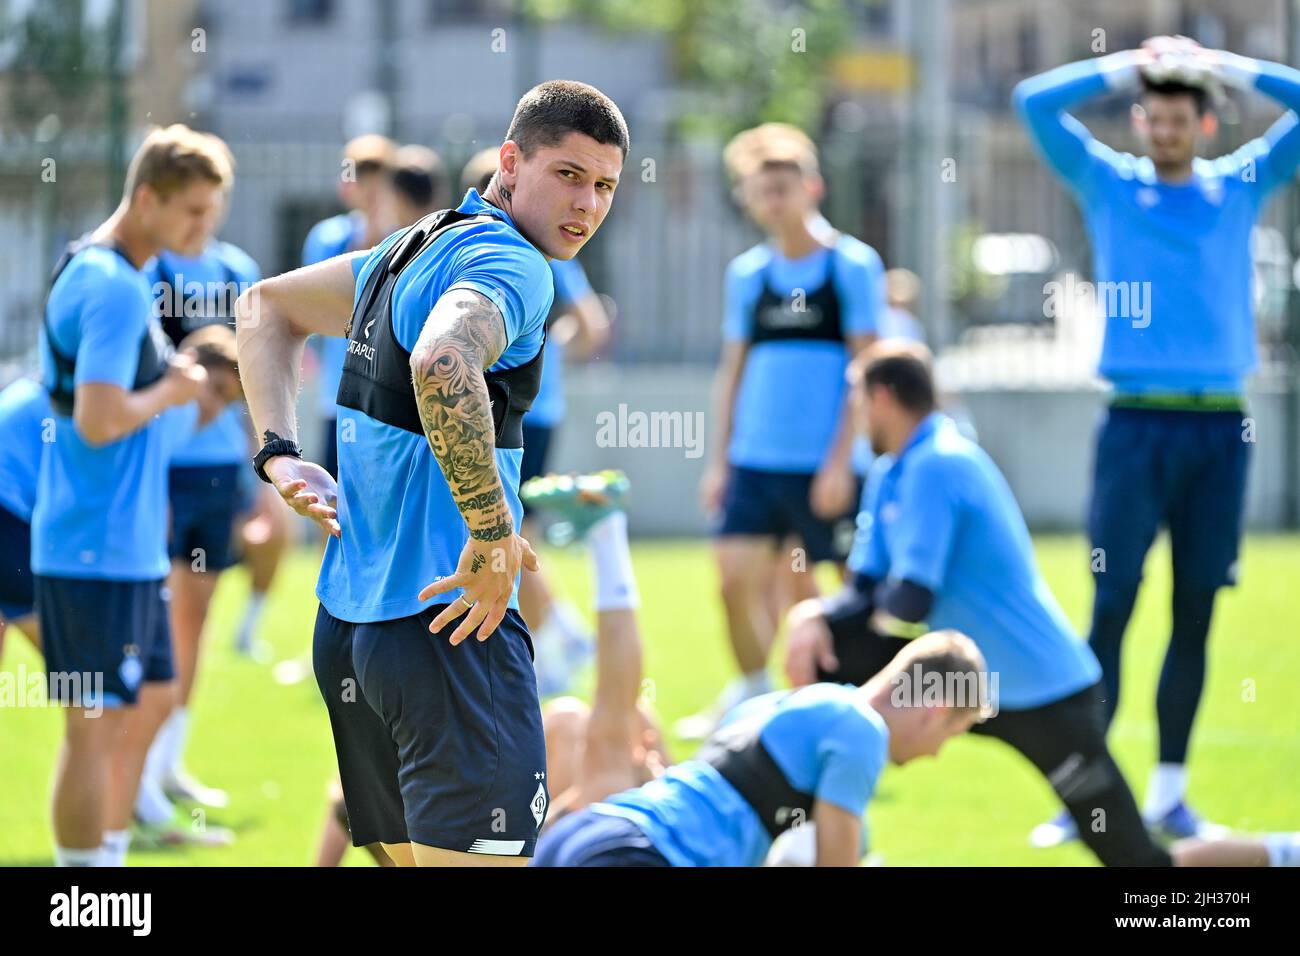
[
  {"xmin": 740, "ymin": 669, "xmax": 773, "ymax": 700},
  {"xmin": 159, "ymin": 706, "xmax": 190, "ymax": 780},
  {"xmin": 587, "ymin": 511, "xmax": 639, "ymax": 611},
  {"xmin": 1143, "ymin": 763, "xmax": 1188, "ymax": 819},
  {"xmin": 55, "ymin": 845, "xmax": 103, "ymax": 867},
  {"xmin": 134, "ymin": 773, "xmax": 175, "ymax": 826},
  {"xmin": 100, "ymin": 830, "xmax": 131, "ymax": 867},
  {"xmin": 237, "ymin": 593, "xmax": 267, "ymax": 646},
  {"xmin": 1265, "ymin": 832, "xmax": 1300, "ymax": 867}
]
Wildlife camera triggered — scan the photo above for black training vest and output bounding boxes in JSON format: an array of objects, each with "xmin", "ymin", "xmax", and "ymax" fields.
[
  {"xmin": 748, "ymin": 244, "xmax": 845, "ymax": 346},
  {"xmin": 695, "ymin": 697, "xmax": 817, "ymax": 840},
  {"xmin": 153, "ymin": 253, "xmax": 241, "ymax": 348},
  {"xmin": 335, "ymin": 208, "xmax": 545, "ymax": 449},
  {"xmin": 44, "ymin": 237, "xmax": 174, "ymax": 417}
]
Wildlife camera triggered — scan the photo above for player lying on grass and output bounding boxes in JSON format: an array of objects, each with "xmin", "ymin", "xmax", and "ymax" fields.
[
  {"xmin": 517, "ymin": 471, "xmax": 670, "ymax": 820},
  {"xmin": 520, "ymin": 472, "xmax": 988, "ymax": 867},
  {"xmin": 784, "ymin": 339, "xmax": 1300, "ymax": 868}
]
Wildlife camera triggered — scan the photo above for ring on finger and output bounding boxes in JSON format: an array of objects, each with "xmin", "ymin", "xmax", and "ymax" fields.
[{"xmin": 458, "ymin": 595, "xmax": 474, "ymax": 610}]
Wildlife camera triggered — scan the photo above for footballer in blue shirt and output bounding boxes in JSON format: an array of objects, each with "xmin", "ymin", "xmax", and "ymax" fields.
[
  {"xmin": 1014, "ymin": 35, "xmax": 1300, "ymax": 840},
  {"xmin": 35, "ymin": 125, "xmax": 229, "ymax": 868},
  {"xmin": 141, "ymin": 180, "xmax": 261, "ymax": 816},
  {"xmin": 459, "ymin": 149, "xmax": 613, "ymax": 694},
  {"xmin": 690, "ymin": 122, "xmax": 883, "ymax": 740},
  {"xmin": 0, "ymin": 377, "xmax": 50, "ymax": 653},
  {"xmin": 236, "ymin": 81, "xmax": 630, "ymax": 867},
  {"xmin": 504, "ymin": 471, "xmax": 986, "ymax": 868},
  {"xmin": 783, "ymin": 341, "xmax": 1300, "ymax": 868},
  {"xmin": 302, "ymin": 134, "xmax": 396, "ymax": 480}
]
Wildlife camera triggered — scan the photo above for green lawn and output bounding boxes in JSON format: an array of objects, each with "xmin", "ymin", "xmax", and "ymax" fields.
[{"xmin": 2, "ymin": 534, "xmax": 1297, "ymax": 866}]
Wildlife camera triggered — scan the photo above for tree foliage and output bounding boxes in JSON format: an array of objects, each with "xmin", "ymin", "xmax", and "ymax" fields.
[{"xmin": 523, "ymin": 0, "xmax": 855, "ymax": 138}]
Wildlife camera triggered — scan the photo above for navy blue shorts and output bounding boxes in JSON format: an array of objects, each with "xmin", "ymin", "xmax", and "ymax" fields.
[
  {"xmin": 1089, "ymin": 407, "xmax": 1250, "ymax": 588},
  {"xmin": 168, "ymin": 465, "xmax": 243, "ymax": 571},
  {"xmin": 0, "ymin": 502, "xmax": 34, "ymax": 620},
  {"xmin": 520, "ymin": 423, "xmax": 555, "ymax": 517},
  {"xmin": 321, "ymin": 416, "xmax": 339, "ymax": 480},
  {"xmin": 313, "ymin": 603, "xmax": 548, "ymax": 855},
  {"xmin": 532, "ymin": 807, "xmax": 671, "ymax": 867},
  {"xmin": 715, "ymin": 466, "xmax": 858, "ymax": 563},
  {"xmin": 36, "ymin": 576, "xmax": 174, "ymax": 707}
]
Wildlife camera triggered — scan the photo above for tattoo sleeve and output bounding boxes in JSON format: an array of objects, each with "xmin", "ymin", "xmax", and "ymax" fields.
[{"xmin": 410, "ymin": 288, "xmax": 514, "ymax": 543}]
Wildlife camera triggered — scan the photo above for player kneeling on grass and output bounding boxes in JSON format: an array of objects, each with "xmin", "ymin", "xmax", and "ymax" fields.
[
  {"xmin": 521, "ymin": 471, "xmax": 987, "ymax": 867},
  {"xmin": 783, "ymin": 339, "xmax": 1300, "ymax": 868}
]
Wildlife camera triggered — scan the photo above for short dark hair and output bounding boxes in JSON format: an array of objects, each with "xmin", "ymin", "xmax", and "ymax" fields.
[
  {"xmin": 389, "ymin": 145, "xmax": 446, "ymax": 209},
  {"xmin": 854, "ymin": 343, "xmax": 936, "ymax": 415},
  {"xmin": 504, "ymin": 80, "xmax": 630, "ymax": 159},
  {"xmin": 1140, "ymin": 78, "xmax": 1210, "ymax": 116}
]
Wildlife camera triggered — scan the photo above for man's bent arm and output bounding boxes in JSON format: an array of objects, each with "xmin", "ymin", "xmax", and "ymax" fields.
[
  {"xmin": 814, "ymin": 801, "xmax": 863, "ymax": 867},
  {"xmin": 74, "ymin": 378, "xmax": 189, "ymax": 447},
  {"xmin": 1216, "ymin": 52, "xmax": 1300, "ymax": 188},
  {"xmin": 410, "ymin": 288, "xmax": 513, "ymax": 541},
  {"xmin": 707, "ymin": 341, "xmax": 747, "ymax": 470},
  {"xmin": 235, "ymin": 255, "xmax": 362, "ymax": 445},
  {"xmin": 1012, "ymin": 52, "xmax": 1142, "ymax": 188}
]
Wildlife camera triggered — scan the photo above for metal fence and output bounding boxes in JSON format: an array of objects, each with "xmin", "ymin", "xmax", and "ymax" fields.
[{"xmin": 4, "ymin": 113, "xmax": 1299, "ymax": 376}]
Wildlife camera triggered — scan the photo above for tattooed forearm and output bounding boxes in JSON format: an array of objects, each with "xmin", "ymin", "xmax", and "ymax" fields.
[
  {"xmin": 411, "ymin": 289, "xmax": 513, "ymax": 539},
  {"xmin": 461, "ymin": 488, "xmax": 504, "ymax": 511}
]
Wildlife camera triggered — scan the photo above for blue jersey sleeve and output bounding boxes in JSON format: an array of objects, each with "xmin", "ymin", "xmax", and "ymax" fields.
[
  {"xmin": 1220, "ymin": 57, "xmax": 1300, "ymax": 199},
  {"xmin": 302, "ymin": 219, "xmax": 343, "ymax": 267},
  {"xmin": 853, "ymin": 463, "xmax": 893, "ymax": 581},
  {"xmin": 73, "ymin": 269, "xmax": 151, "ymax": 390},
  {"xmin": 721, "ymin": 257, "xmax": 757, "ymax": 343},
  {"xmin": 1012, "ymin": 55, "xmax": 1136, "ymax": 198},
  {"xmin": 302, "ymin": 222, "xmax": 329, "ymax": 267},
  {"xmin": 550, "ymin": 257, "xmax": 592, "ymax": 308},
  {"xmin": 445, "ymin": 232, "xmax": 554, "ymax": 350},
  {"xmin": 814, "ymin": 708, "xmax": 886, "ymax": 817},
  {"xmin": 163, "ymin": 401, "xmax": 201, "ymax": 457},
  {"xmin": 218, "ymin": 242, "xmax": 262, "ymax": 285},
  {"xmin": 887, "ymin": 454, "xmax": 963, "ymax": 591},
  {"xmin": 834, "ymin": 242, "xmax": 885, "ymax": 337}
]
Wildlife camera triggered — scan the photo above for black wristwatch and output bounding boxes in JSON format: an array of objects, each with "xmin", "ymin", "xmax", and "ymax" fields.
[{"xmin": 253, "ymin": 435, "xmax": 303, "ymax": 483}]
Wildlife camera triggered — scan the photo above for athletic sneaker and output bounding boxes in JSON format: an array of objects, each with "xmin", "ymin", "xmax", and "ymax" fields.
[
  {"xmin": 162, "ymin": 769, "xmax": 229, "ymax": 810},
  {"xmin": 131, "ymin": 817, "xmax": 236, "ymax": 851},
  {"xmin": 1029, "ymin": 808, "xmax": 1077, "ymax": 848},
  {"xmin": 1147, "ymin": 801, "xmax": 1230, "ymax": 842},
  {"xmin": 520, "ymin": 470, "xmax": 629, "ymax": 546}
]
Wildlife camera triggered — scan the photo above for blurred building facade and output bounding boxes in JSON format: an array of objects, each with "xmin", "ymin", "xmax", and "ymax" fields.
[{"xmin": 1, "ymin": 0, "xmax": 1297, "ymax": 531}]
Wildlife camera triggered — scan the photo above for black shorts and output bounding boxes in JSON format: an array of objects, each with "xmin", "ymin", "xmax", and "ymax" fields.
[
  {"xmin": 520, "ymin": 423, "xmax": 555, "ymax": 518},
  {"xmin": 36, "ymin": 575, "xmax": 174, "ymax": 707},
  {"xmin": 321, "ymin": 416, "xmax": 339, "ymax": 480},
  {"xmin": 0, "ymin": 502, "xmax": 34, "ymax": 620},
  {"xmin": 816, "ymin": 597, "xmax": 1172, "ymax": 867},
  {"xmin": 531, "ymin": 807, "xmax": 671, "ymax": 867},
  {"xmin": 168, "ymin": 465, "xmax": 243, "ymax": 571},
  {"xmin": 715, "ymin": 466, "xmax": 858, "ymax": 564},
  {"xmin": 313, "ymin": 603, "xmax": 549, "ymax": 856}
]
